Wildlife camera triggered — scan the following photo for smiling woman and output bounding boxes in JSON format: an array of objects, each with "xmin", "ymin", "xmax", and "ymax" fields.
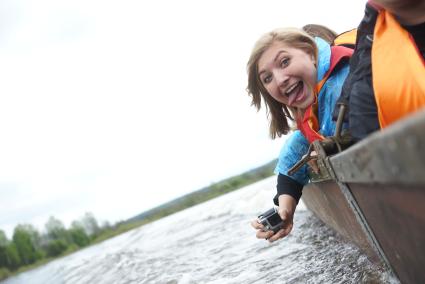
[
  {"xmin": 246, "ymin": 27, "xmax": 353, "ymax": 243},
  {"xmin": 258, "ymin": 41, "xmax": 316, "ymax": 110},
  {"xmin": 247, "ymin": 28, "xmax": 321, "ymax": 138}
]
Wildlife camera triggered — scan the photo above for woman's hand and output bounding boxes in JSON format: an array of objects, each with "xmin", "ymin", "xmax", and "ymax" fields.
[
  {"xmin": 250, "ymin": 218, "xmax": 275, "ymax": 240},
  {"xmin": 251, "ymin": 194, "xmax": 297, "ymax": 243},
  {"xmin": 267, "ymin": 194, "xmax": 297, "ymax": 242}
]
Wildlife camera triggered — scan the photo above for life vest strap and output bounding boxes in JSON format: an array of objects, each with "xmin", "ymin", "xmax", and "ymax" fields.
[{"xmin": 298, "ymin": 46, "xmax": 353, "ymax": 143}]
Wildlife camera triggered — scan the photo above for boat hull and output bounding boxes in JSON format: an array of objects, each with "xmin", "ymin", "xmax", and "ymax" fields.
[
  {"xmin": 302, "ymin": 110, "xmax": 425, "ymax": 284},
  {"xmin": 348, "ymin": 183, "xmax": 425, "ymax": 284},
  {"xmin": 302, "ymin": 181, "xmax": 382, "ymax": 264}
]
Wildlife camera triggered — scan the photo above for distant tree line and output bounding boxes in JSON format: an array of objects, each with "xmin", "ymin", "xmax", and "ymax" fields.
[
  {"xmin": 0, "ymin": 159, "xmax": 278, "ymax": 281},
  {"xmin": 127, "ymin": 159, "xmax": 277, "ymax": 225},
  {"xmin": 0, "ymin": 213, "xmax": 111, "ymax": 280}
]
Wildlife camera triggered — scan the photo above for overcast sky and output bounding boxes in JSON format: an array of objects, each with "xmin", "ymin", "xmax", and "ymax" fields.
[{"xmin": 0, "ymin": 0, "xmax": 366, "ymax": 237}]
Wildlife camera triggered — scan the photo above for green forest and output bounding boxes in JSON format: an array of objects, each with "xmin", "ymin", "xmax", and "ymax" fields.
[
  {"xmin": 0, "ymin": 213, "xmax": 114, "ymax": 280},
  {"xmin": 0, "ymin": 159, "xmax": 276, "ymax": 281}
]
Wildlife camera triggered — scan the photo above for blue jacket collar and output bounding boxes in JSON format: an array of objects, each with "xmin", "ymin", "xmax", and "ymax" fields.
[{"xmin": 315, "ymin": 37, "xmax": 331, "ymax": 83}]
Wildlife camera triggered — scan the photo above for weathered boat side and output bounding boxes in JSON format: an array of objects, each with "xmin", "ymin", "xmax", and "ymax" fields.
[
  {"xmin": 328, "ymin": 110, "xmax": 425, "ymax": 284},
  {"xmin": 346, "ymin": 183, "xmax": 425, "ymax": 284},
  {"xmin": 302, "ymin": 181, "xmax": 382, "ymax": 264}
]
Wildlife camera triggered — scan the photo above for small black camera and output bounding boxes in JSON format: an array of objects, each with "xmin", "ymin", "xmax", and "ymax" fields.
[{"xmin": 258, "ymin": 207, "xmax": 283, "ymax": 233}]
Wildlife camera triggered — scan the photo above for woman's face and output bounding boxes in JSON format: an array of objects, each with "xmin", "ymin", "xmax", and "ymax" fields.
[{"xmin": 258, "ymin": 41, "xmax": 317, "ymax": 110}]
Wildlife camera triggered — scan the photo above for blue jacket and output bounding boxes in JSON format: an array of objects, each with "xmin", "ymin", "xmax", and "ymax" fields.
[{"xmin": 275, "ymin": 37, "xmax": 350, "ymax": 185}]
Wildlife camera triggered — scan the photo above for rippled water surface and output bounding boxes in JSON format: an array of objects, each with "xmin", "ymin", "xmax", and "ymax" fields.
[{"xmin": 2, "ymin": 177, "xmax": 398, "ymax": 284}]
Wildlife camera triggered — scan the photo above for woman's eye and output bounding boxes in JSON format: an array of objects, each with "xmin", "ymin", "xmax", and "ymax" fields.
[
  {"xmin": 262, "ymin": 75, "xmax": 272, "ymax": 84},
  {"xmin": 280, "ymin": 58, "xmax": 289, "ymax": 67}
]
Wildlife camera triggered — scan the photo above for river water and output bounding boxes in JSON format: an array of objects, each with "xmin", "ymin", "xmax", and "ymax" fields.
[{"xmin": 2, "ymin": 177, "xmax": 398, "ymax": 284}]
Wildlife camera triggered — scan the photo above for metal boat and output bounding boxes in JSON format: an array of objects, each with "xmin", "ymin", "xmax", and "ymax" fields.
[{"xmin": 300, "ymin": 110, "xmax": 425, "ymax": 284}]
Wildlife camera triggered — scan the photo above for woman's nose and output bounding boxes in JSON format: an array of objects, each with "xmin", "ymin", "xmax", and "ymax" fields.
[{"xmin": 275, "ymin": 71, "xmax": 289, "ymax": 88}]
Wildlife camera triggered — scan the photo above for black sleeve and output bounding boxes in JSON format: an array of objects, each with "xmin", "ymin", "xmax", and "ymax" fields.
[
  {"xmin": 273, "ymin": 173, "xmax": 304, "ymax": 206},
  {"xmin": 333, "ymin": 5, "xmax": 425, "ymax": 143}
]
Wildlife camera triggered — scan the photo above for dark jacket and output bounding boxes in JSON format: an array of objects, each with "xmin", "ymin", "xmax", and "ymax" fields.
[{"xmin": 333, "ymin": 2, "xmax": 425, "ymax": 142}]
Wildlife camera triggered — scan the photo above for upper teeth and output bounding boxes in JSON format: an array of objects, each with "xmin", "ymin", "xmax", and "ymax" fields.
[{"xmin": 286, "ymin": 82, "xmax": 299, "ymax": 95}]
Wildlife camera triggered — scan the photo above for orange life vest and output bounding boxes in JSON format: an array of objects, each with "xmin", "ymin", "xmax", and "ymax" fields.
[
  {"xmin": 372, "ymin": 10, "xmax": 425, "ymax": 128},
  {"xmin": 333, "ymin": 29, "xmax": 357, "ymax": 48}
]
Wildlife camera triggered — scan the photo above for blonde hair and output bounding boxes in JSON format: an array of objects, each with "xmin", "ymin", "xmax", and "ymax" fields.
[{"xmin": 246, "ymin": 27, "xmax": 318, "ymax": 139}]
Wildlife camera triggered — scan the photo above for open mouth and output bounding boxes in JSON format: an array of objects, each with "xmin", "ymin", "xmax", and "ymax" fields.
[
  {"xmin": 285, "ymin": 81, "xmax": 302, "ymax": 96},
  {"xmin": 286, "ymin": 81, "xmax": 305, "ymax": 106}
]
